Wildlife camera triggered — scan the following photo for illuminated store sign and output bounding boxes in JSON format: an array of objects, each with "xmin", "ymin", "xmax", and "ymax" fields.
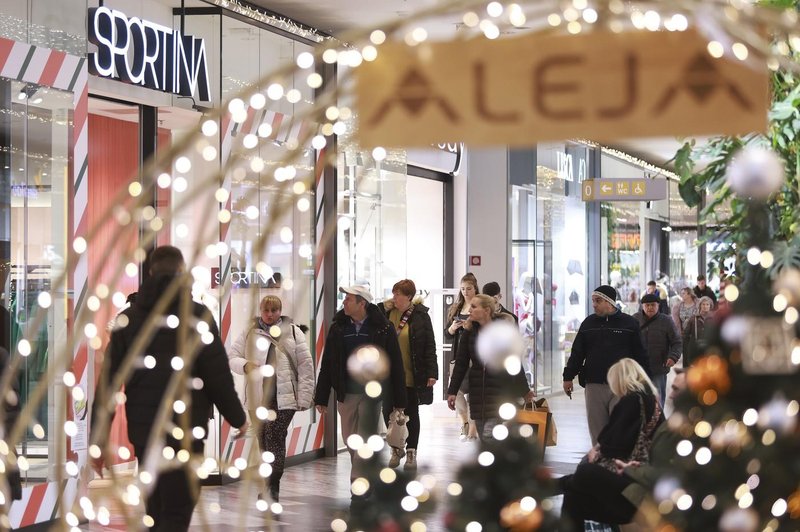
[{"xmin": 88, "ymin": 7, "xmax": 211, "ymax": 101}]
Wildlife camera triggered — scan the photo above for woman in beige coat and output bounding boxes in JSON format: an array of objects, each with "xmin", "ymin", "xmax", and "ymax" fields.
[{"xmin": 228, "ymin": 295, "xmax": 314, "ymax": 501}]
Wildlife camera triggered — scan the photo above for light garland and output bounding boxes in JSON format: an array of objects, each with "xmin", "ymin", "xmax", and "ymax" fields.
[{"xmin": 210, "ymin": 0, "xmax": 331, "ymax": 44}]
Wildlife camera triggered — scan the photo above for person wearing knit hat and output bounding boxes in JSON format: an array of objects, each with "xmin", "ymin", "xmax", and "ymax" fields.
[
  {"xmin": 562, "ymin": 285, "xmax": 650, "ymax": 445},
  {"xmin": 633, "ymin": 293, "xmax": 682, "ymax": 405}
]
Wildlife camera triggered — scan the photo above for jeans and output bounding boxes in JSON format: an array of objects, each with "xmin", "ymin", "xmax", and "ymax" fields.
[{"xmin": 652, "ymin": 373, "xmax": 667, "ymax": 406}]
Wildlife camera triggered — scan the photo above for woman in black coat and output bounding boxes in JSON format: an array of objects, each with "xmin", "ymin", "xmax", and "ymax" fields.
[
  {"xmin": 446, "ymin": 294, "xmax": 532, "ymax": 440},
  {"xmin": 378, "ymin": 279, "xmax": 438, "ymax": 470},
  {"xmin": 559, "ymin": 358, "xmax": 665, "ymax": 531}
]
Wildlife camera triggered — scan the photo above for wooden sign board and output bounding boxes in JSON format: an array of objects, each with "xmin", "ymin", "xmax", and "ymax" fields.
[
  {"xmin": 581, "ymin": 179, "xmax": 668, "ymax": 201},
  {"xmin": 356, "ymin": 30, "xmax": 768, "ymax": 148}
]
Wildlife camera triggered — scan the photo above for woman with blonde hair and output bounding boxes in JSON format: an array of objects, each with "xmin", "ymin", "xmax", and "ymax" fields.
[
  {"xmin": 447, "ymin": 294, "xmax": 533, "ymax": 440},
  {"xmin": 559, "ymin": 358, "xmax": 664, "ymax": 530},
  {"xmin": 228, "ymin": 295, "xmax": 314, "ymax": 501},
  {"xmin": 445, "ymin": 273, "xmax": 480, "ymax": 440}
]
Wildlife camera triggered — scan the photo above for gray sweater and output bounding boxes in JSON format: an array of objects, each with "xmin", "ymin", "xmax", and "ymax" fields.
[{"xmin": 633, "ymin": 311, "xmax": 682, "ymax": 375}]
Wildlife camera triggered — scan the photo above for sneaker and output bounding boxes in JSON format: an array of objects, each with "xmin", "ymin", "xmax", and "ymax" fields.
[
  {"xmin": 403, "ymin": 449, "xmax": 417, "ymax": 471},
  {"xmin": 388, "ymin": 446, "xmax": 404, "ymax": 468}
]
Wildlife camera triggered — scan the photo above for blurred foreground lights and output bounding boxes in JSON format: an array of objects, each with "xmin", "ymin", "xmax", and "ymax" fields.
[
  {"xmin": 774, "ymin": 294, "xmax": 789, "ymax": 312},
  {"xmin": 760, "ymin": 250, "xmax": 774, "ymax": 268},
  {"xmin": 406, "ymin": 480, "xmax": 425, "ymax": 497},
  {"xmin": 307, "ymin": 73, "xmax": 323, "ymax": 89},
  {"xmin": 173, "ymin": 400, "xmax": 187, "ymax": 414},
  {"xmin": 499, "ymin": 403, "xmax": 517, "ymax": 420},
  {"xmin": 518, "ymin": 424, "xmax": 534, "ymax": 438},
  {"xmin": 267, "ymin": 83, "xmax": 284, "ymax": 100},
  {"xmin": 72, "ymin": 237, "xmax": 87, "ymax": 254},
  {"xmin": 372, "ymin": 147, "xmax": 387, "ymax": 161},
  {"xmin": 520, "ymin": 496, "xmax": 537, "ymax": 511},
  {"xmin": 87, "ymin": 295, "xmax": 101, "ymax": 312},
  {"xmin": 410, "ymin": 522, "xmax": 427, "ymax": 532},
  {"xmin": 447, "ymin": 482, "xmax": 463, "ymax": 496},
  {"xmin": 351, "ymin": 478, "xmax": 370, "ymax": 496},
  {"xmin": 37, "ymin": 292, "xmax": 52, "ymax": 308},
  {"xmin": 466, "ymin": 522, "xmax": 483, "ymax": 532},
  {"xmin": 209, "ymin": 502, "xmax": 221, "ymax": 513},
  {"xmin": 201, "ymin": 120, "xmax": 218, "ymax": 137},
  {"xmin": 143, "ymin": 515, "xmax": 155, "ymax": 528},
  {"xmin": 128, "ymin": 182, "xmax": 142, "ymax": 197},
  {"xmin": 370, "ymin": 29, "xmax": 386, "ymax": 45},
  {"xmin": 157, "ymin": 173, "xmax": 172, "ymax": 188},
  {"xmin": 257, "ymin": 123, "xmax": 272, "ymax": 138},
  {"xmin": 380, "ymin": 468, "xmax": 397, "ymax": 484},
  {"xmin": 311, "ymin": 135, "xmax": 326, "ymax": 150},
  {"xmin": 486, "ymin": 2, "xmax": 502, "ymax": 17},
  {"xmin": 89, "ymin": 445, "xmax": 102, "ymax": 459},
  {"xmin": 173, "ymin": 176, "xmax": 188, "ymax": 192},
  {"xmin": 346, "ymin": 434, "xmax": 364, "ymax": 450},
  {"xmin": 249, "ymin": 93, "xmax": 266, "ymax": 110},
  {"xmin": 64, "ymin": 421, "xmax": 78, "ymax": 437},
  {"xmin": 299, "ymin": 244, "xmax": 313, "ymax": 259},
  {"xmin": 234, "ymin": 457, "xmax": 248, "ymax": 470},
  {"xmin": 676, "ymin": 439, "xmax": 693, "ymax": 456},
  {"xmin": 17, "ymin": 339, "xmax": 31, "ymax": 357},
  {"xmin": 478, "ymin": 451, "xmax": 495, "ymax": 466},
  {"xmin": 255, "ymin": 498, "xmax": 269, "ymax": 512},
  {"xmin": 401, "ymin": 495, "xmax": 419, "ymax": 511},
  {"xmin": 286, "ymin": 89, "xmax": 302, "ymax": 103},
  {"xmin": 259, "ymin": 463, "xmax": 273, "ymax": 478},
  {"xmin": 367, "ymin": 435, "xmax": 385, "ymax": 451},
  {"xmin": 772, "ymin": 498, "xmax": 788, "ymax": 517},
  {"xmin": 63, "ymin": 371, "xmax": 76, "ymax": 387},
  {"xmin": 65, "ymin": 461, "xmax": 79, "ymax": 477},
  {"xmin": 695, "ymin": 447, "xmax": 712, "ymax": 465},
  {"xmin": 492, "ymin": 424, "xmax": 509, "ymax": 440},
  {"xmin": 785, "ymin": 307, "xmax": 799, "ymax": 325},
  {"xmin": 280, "ymin": 226, "xmax": 293, "ymax": 243},
  {"xmin": 747, "ymin": 247, "xmax": 761, "ymax": 265},
  {"xmin": 707, "ymin": 41, "xmax": 725, "ymax": 58},
  {"xmin": 228, "ymin": 98, "xmax": 245, "ymax": 114},
  {"xmin": 724, "ymin": 285, "xmax": 740, "ymax": 302},
  {"xmin": 245, "ymin": 205, "xmax": 259, "ymax": 220},
  {"xmin": 296, "ymin": 51, "xmax": 314, "ymax": 69},
  {"xmin": 331, "ymin": 519, "xmax": 348, "ymax": 532},
  {"xmin": 175, "ymin": 156, "xmax": 191, "ymax": 173},
  {"xmin": 118, "ymin": 447, "xmax": 131, "ymax": 460},
  {"xmin": 676, "ymin": 494, "xmax": 693, "ymax": 510},
  {"xmin": 32, "ymin": 424, "xmax": 45, "ymax": 439},
  {"xmin": 17, "ymin": 456, "xmax": 29, "ymax": 471},
  {"xmin": 297, "ymin": 198, "xmax": 311, "ymax": 212},
  {"xmin": 271, "ymin": 502, "xmax": 283, "ymax": 514}
]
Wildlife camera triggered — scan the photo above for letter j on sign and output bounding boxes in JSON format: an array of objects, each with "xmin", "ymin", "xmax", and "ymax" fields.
[{"xmin": 356, "ymin": 30, "xmax": 768, "ymax": 148}]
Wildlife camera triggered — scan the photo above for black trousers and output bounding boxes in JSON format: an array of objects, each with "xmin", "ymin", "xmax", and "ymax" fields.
[
  {"xmin": 135, "ymin": 445, "xmax": 197, "ymax": 532},
  {"xmin": 560, "ymin": 462, "xmax": 637, "ymax": 531},
  {"xmin": 382, "ymin": 387, "xmax": 420, "ymax": 449},
  {"xmin": 256, "ymin": 409, "xmax": 295, "ymax": 487}
]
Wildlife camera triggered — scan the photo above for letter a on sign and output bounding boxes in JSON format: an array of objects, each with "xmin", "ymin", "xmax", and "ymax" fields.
[{"xmin": 356, "ymin": 30, "xmax": 768, "ymax": 148}]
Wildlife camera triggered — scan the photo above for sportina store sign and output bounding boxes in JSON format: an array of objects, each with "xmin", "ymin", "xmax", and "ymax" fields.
[
  {"xmin": 356, "ymin": 29, "xmax": 768, "ymax": 148},
  {"xmin": 88, "ymin": 7, "xmax": 211, "ymax": 101}
]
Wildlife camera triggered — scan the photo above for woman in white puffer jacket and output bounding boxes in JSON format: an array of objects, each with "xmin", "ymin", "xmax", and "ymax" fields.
[{"xmin": 228, "ymin": 295, "xmax": 314, "ymax": 501}]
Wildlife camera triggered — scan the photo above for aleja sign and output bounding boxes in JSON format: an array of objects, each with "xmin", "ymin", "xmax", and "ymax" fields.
[
  {"xmin": 356, "ymin": 30, "xmax": 768, "ymax": 147},
  {"xmin": 88, "ymin": 7, "xmax": 211, "ymax": 101}
]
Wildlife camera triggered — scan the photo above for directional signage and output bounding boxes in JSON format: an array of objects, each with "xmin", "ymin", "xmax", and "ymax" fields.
[{"xmin": 581, "ymin": 179, "xmax": 668, "ymax": 201}]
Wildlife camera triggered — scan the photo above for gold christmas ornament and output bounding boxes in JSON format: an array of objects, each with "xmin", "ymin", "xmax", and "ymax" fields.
[
  {"xmin": 687, "ymin": 355, "xmax": 731, "ymax": 396},
  {"xmin": 499, "ymin": 498, "xmax": 544, "ymax": 531}
]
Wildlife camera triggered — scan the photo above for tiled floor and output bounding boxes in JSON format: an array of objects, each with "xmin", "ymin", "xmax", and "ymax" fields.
[{"xmin": 80, "ymin": 390, "xmax": 593, "ymax": 531}]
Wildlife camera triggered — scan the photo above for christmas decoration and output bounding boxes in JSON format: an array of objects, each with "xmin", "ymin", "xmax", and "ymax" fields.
[
  {"xmin": 347, "ymin": 346, "xmax": 390, "ymax": 384},
  {"xmin": 476, "ymin": 320, "xmax": 525, "ymax": 373},
  {"xmin": 724, "ymin": 146, "xmax": 786, "ymax": 200}
]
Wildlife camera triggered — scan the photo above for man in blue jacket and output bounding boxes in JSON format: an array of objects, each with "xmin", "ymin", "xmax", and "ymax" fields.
[{"xmin": 562, "ymin": 285, "xmax": 648, "ymax": 445}]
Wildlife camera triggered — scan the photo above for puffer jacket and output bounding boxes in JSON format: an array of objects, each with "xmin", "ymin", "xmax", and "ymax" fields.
[
  {"xmin": 377, "ymin": 297, "xmax": 439, "ymax": 388},
  {"xmin": 228, "ymin": 317, "xmax": 314, "ymax": 411},
  {"xmin": 314, "ymin": 303, "xmax": 407, "ymax": 408},
  {"xmin": 446, "ymin": 319, "xmax": 530, "ymax": 421},
  {"xmin": 633, "ymin": 311, "xmax": 682, "ymax": 375},
  {"xmin": 563, "ymin": 309, "xmax": 649, "ymax": 386},
  {"xmin": 92, "ymin": 274, "xmax": 246, "ymax": 452}
]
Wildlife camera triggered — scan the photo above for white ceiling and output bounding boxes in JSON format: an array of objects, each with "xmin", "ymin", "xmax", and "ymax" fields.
[{"xmin": 244, "ymin": 0, "xmax": 694, "ymax": 169}]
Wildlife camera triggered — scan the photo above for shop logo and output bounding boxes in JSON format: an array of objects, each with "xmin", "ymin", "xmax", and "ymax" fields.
[{"xmin": 88, "ymin": 7, "xmax": 211, "ymax": 101}]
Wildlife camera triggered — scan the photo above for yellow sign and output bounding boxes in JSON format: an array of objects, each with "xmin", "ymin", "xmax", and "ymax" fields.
[
  {"xmin": 581, "ymin": 179, "xmax": 667, "ymax": 201},
  {"xmin": 357, "ymin": 30, "xmax": 768, "ymax": 148}
]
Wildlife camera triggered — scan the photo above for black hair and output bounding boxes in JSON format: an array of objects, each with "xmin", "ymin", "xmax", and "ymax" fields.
[
  {"xmin": 482, "ymin": 281, "xmax": 501, "ymax": 297},
  {"xmin": 148, "ymin": 246, "xmax": 185, "ymax": 277}
]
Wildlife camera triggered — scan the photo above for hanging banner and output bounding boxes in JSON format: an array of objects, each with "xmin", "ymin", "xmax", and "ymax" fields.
[{"xmin": 356, "ymin": 29, "xmax": 768, "ymax": 148}]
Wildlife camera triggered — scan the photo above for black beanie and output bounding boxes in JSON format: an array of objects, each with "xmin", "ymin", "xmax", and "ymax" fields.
[{"xmin": 592, "ymin": 285, "xmax": 617, "ymax": 306}]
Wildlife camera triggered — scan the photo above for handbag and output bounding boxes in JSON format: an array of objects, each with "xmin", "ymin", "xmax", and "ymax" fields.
[
  {"xmin": 516, "ymin": 398, "xmax": 557, "ymax": 447},
  {"xmin": 594, "ymin": 394, "xmax": 662, "ymax": 472},
  {"xmin": 385, "ymin": 410, "xmax": 408, "ymax": 449}
]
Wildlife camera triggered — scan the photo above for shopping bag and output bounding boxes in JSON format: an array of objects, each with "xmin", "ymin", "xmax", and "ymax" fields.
[
  {"xmin": 533, "ymin": 398, "xmax": 557, "ymax": 446},
  {"xmin": 385, "ymin": 410, "xmax": 408, "ymax": 449}
]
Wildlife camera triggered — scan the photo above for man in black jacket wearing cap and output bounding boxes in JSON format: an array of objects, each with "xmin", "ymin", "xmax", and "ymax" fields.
[
  {"xmin": 633, "ymin": 293, "xmax": 682, "ymax": 405},
  {"xmin": 562, "ymin": 285, "xmax": 649, "ymax": 445}
]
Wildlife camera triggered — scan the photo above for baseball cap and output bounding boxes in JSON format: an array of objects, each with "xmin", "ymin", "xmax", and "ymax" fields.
[{"xmin": 339, "ymin": 285, "xmax": 372, "ymax": 302}]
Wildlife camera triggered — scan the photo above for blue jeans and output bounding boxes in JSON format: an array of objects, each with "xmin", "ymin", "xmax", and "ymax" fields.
[{"xmin": 653, "ymin": 373, "xmax": 667, "ymax": 406}]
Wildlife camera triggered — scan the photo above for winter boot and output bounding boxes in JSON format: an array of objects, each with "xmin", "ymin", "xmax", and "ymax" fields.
[
  {"xmin": 404, "ymin": 449, "xmax": 417, "ymax": 470},
  {"xmin": 388, "ymin": 446, "xmax": 404, "ymax": 468}
]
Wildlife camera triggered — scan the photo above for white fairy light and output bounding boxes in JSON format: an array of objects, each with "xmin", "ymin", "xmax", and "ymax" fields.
[
  {"xmin": 480, "ymin": 20, "xmax": 500, "ymax": 39},
  {"xmin": 173, "ymin": 400, "xmax": 186, "ymax": 414},
  {"xmin": 708, "ymin": 41, "xmax": 725, "ymax": 58},
  {"xmin": 547, "ymin": 13, "xmax": 561, "ymax": 26},
  {"xmin": 401, "ymin": 496, "xmax": 419, "ymax": 512},
  {"xmin": 492, "ymin": 424, "xmax": 509, "ymax": 440},
  {"xmin": 245, "ymin": 205, "xmax": 259, "ymax": 220},
  {"xmin": 228, "ymin": 98, "xmax": 245, "ymax": 114},
  {"xmin": 370, "ymin": 30, "xmax": 386, "ymax": 45},
  {"xmin": 257, "ymin": 123, "xmax": 273, "ymax": 138},
  {"xmin": 299, "ymin": 244, "xmax": 313, "ymax": 259},
  {"xmin": 63, "ymin": 371, "xmax": 76, "ymax": 387},
  {"xmin": 672, "ymin": 14, "xmax": 689, "ymax": 31},
  {"xmin": 232, "ymin": 108, "xmax": 248, "ymax": 123},
  {"xmin": 267, "ymin": 83, "xmax": 284, "ymax": 100},
  {"xmin": 73, "ymin": 237, "xmax": 87, "ymax": 254},
  {"xmin": 509, "ymin": 4, "xmax": 526, "ymax": 26},
  {"xmin": 785, "ymin": 307, "xmax": 799, "ymax": 325},
  {"xmin": 251, "ymin": 157, "xmax": 266, "ymax": 173},
  {"xmin": 201, "ymin": 120, "xmax": 218, "ymax": 137},
  {"xmin": 144, "ymin": 355, "xmax": 156, "ymax": 369},
  {"xmin": 372, "ymin": 147, "xmax": 387, "ymax": 161},
  {"xmin": 307, "ymin": 73, "xmax": 323, "ymax": 89},
  {"xmin": 64, "ymin": 421, "xmax": 77, "ymax": 437},
  {"xmin": 411, "ymin": 27, "xmax": 428, "ymax": 43},
  {"xmin": 286, "ymin": 89, "xmax": 302, "ymax": 103},
  {"xmin": 173, "ymin": 176, "xmax": 188, "ymax": 192},
  {"xmin": 732, "ymin": 42, "xmax": 749, "ymax": 60},
  {"xmin": 175, "ymin": 224, "xmax": 189, "ymax": 239},
  {"xmin": 175, "ymin": 156, "xmax": 191, "ymax": 173},
  {"xmin": 322, "ymin": 49, "xmax": 338, "ymax": 64},
  {"xmin": 293, "ymin": 181, "xmax": 306, "ymax": 194},
  {"xmin": 478, "ymin": 451, "xmax": 495, "ymax": 466},
  {"xmin": 296, "ymin": 52, "xmax": 314, "ymax": 69},
  {"xmin": 332, "ymin": 121, "xmax": 347, "ymax": 135},
  {"xmin": 202, "ymin": 146, "xmax": 217, "ymax": 161},
  {"xmin": 215, "ymin": 188, "xmax": 230, "ymax": 203},
  {"xmin": 249, "ymin": 93, "xmax": 266, "ymax": 110},
  {"xmin": 38, "ymin": 292, "xmax": 52, "ymax": 309},
  {"xmin": 487, "ymin": 2, "xmax": 503, "ymax": 17},
  {"xmin": 564, "ymin": 7, "xmax": 579, "ymax": 21},
  {"xmin": 567, "ymin": 21, "xmax": 582, "ymax": 34},
  {"xmin": 18, "ymin": 339, "xmax": 33, "ymax": 356},
  {"xmin": 362, "ymin": 45, "xmax": 378, "ymax": 61},
  {"xmin": 297, "ymin": 198, "xmax": 311, "ymax": 212},
  {"xmin": 171, "ymin": 357, "xmax": 184, "ymax": 371},
  {"xmin": 644, "ymin": 10, "xmax": 661, "ymax": 30},
  {"xmin": 583, "ymin": 8, "xmax": 598, "ymax": 24},
  {"xmin": 243, "ymin": 134, "xmax": 258, "ymax": 149},
  {"xmin": 128, "ymin": 182, "xmax": 142, "ymax": 197}
]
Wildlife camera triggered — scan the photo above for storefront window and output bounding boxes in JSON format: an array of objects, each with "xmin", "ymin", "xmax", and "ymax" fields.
[
  {"xmin": 601, "ymin": 201, "xmax": 642, "ymax": 314},
  {"xmin": 1, "ymin": 79, "xmax": 72, "ymax": 481},
  {"xmin": 512, "ymin": 143, "xmax": 588, "ymax": 395},
  {"xmin": 668, "ymin": 180, "xmax": 699, "ymax": 293},
  {"xmin": 0, "ymin": 0, "xmax": 86, "ymax": 56}
]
